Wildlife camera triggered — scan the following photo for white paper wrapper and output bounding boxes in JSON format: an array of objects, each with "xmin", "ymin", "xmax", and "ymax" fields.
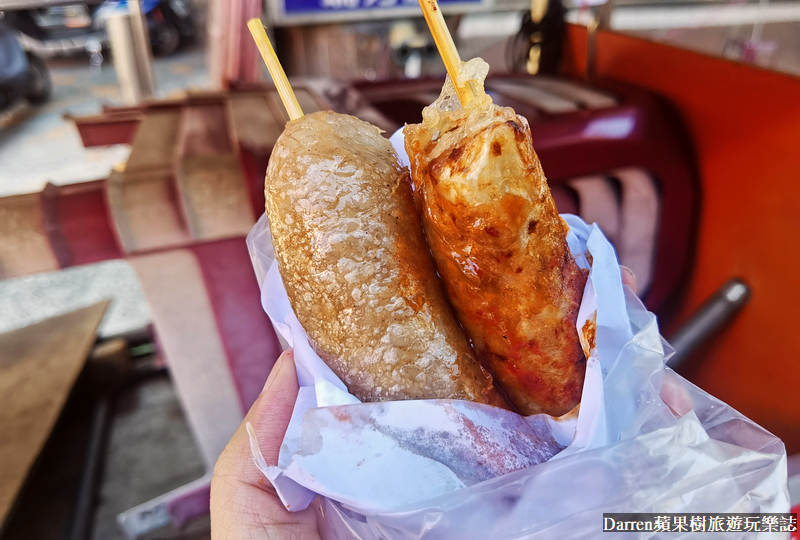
[{"xmin": 245, "ymin": 134, "xmax": 790, "ymax": 538}]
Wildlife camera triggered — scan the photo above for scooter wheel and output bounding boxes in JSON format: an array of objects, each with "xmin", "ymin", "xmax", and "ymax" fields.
[
  {"xmin": 24, "ymin": 52, "xmax": 52, "ymax": 104},
  {"xmin": 153, "ymin": 22, "xmax": 180, "ymax": 56}
]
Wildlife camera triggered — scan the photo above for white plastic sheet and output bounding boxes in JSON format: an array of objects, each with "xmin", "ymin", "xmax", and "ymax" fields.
[{"xmin": 246, "ymin": 146, "xmax": 789, "ymax": 538}]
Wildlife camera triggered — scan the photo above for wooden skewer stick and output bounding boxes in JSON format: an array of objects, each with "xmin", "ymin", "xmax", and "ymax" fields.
[
  {"xmin": 418, "ymin": 0, "xmax": 474, "ymax": 105},
  {"xmin": 247, "ymin": 19, "xmax": 304, "ymax": 121}
]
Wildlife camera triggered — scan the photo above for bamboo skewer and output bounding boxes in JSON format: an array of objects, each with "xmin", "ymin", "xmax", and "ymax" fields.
[
  {"xmin": 418, "ymin": 0, "xmax": 475, "ymax": 105},
  {"xmin": 247, "ymin": 19, "xmax": 304, "ymax": 121}
]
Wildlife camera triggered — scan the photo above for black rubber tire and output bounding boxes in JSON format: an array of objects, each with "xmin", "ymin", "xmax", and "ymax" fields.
[
  {"xmin": 152, "ymin": 22, "xmax": 180, "ymax": 56},
  {"xmin": 0, "ymin": 88, "xmax": 12, "ymax": 111},
  {"xmin": 24, "ymin": 52, "xmax": 51, "ymax": 104}
]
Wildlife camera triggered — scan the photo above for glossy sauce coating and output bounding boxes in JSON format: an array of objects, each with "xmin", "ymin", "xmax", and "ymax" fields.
[{"xmin": 405, "ymin": 92, "xmax": 587, "ymax": 416}]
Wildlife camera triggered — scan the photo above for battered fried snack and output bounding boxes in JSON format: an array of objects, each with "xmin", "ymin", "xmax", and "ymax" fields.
[
  {"xmin": 404, "ymin": 61, "xmax": 587, "ymax": 416},
  {"xmin": 265, "ymin": 110, "xmax": 507, "ymax": 407}
]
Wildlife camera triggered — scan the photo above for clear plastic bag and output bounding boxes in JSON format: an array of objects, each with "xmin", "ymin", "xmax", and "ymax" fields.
[
  {"xmin": 314, "ymin": 291, "xmax": 789, "ymax": 539},
  {"xmin": 247, "ymin": 211, "xmax": 789, "ymax": 540}
]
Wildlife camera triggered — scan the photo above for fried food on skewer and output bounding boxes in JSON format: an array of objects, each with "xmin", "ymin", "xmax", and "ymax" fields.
[
  {"xmin": 266, "ymin": 111, "xmax": 509, "ymax": 407},
  {"xmin": 405, "ymin": 60, "xmax": 587, "ymax": 416}
]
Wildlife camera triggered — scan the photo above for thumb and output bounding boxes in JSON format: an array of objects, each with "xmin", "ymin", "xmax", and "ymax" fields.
[
  {"xmin": 620, "ymin": 265, "xmax": 638, "ymax": 295},
  {"xmin": 211, "ymin": 351, "xmax": 321, "ymax": 539},
  {"xmin": 248, "ymin": 348, "xmax": 300, "ymax": 465},
  {"xmin": 214, "ymin": 348, "xmax": 299, "ymax": 486}
]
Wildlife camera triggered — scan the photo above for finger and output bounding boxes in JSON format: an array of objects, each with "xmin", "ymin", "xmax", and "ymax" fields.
[
  {"xmin": 620, "ymin": 265, "xmax": 638, "ymax": 295},
  {"xmin": 211, "ymin": 349, "xmax": 320, "ymax": 539},
  {"xmin": 214, "ymin": 349, "xmax": 299, "ymax": 486},
  {"xmin": 248, "ymin": 348, "xmax": 299, "ymax": 466},
  {"xmin": 660, "ymin": 370, "xmax": 694, "ymax": 417}
]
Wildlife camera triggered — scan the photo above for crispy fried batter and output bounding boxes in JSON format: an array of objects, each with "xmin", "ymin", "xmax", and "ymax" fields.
[{"xmin": 404, "ymin": 69, "xmax": 587, "ymax": 416}]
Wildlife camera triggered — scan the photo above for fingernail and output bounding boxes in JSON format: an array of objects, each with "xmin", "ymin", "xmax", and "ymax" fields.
[
  {"xmin": 620, "ymin": 265, "xmax": 638, "ymax": 291},
  {"xmin": 262, "ymin": 349, "xmax": 292, "ymax": 394}
]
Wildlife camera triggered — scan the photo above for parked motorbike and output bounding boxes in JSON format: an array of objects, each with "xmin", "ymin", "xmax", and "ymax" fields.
[
  {"xmin": 3, "ymin": 0, "xmax": 194, "ymax": 58},
  {"xmin": 93, "ymin": 0, "xmax": 195, "ymax": 56},
  {"xmin": 0, "ymin": 18, "xmax": 51, "ymax": 110}
]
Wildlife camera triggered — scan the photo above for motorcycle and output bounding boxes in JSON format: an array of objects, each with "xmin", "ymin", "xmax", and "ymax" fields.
[
  {"xmin": 3, "ymin": 0, "xmax": 194, "ymax": 58},
  {"xmin": 0, "ymin": 17, "xmax": 51, "ymax": 110},
  {"xmin": 93, "ymin": 0, "xmax": 195, "ymax": 56}
]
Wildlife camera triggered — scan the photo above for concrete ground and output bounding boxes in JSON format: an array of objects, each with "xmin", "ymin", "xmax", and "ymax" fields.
[
  {"xmin": 93, "ymin": 374, "xmax": 209, "ymax": 540},
  {"xmin": 0, "ymin": 45, "xmax": 209, "ymax": 197},
  {"xmin": 0, "ymin": 260, "xmax": 150, "ymax": 339}
]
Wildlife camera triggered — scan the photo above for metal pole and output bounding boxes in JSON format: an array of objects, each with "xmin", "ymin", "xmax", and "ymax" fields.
[
  {"xmin": 107, "ymin": 13, "xmax": 142, "ymax": 104},
  {"xmin": 666, "ymin": 278, "xmax": 751, "ymax": 369},
  {"xmin": 128, "ymin": 0, "xmax": 156, "ymax": 98},
  {"xmin": 68, "ymin": 397, "xmax": 110, "ymax": 540},
  {"xmin": 207, "ymin": 0, "xmax": 229, "ymax": 88}
]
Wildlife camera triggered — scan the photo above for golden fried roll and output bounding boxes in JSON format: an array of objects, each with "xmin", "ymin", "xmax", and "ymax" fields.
[
  {"xmin": 265, "ymin": 111, "xmax": 507, "ymax": 407},
  {"xmin": 404, "ymin": 64, "xmax": 587, "ymax": 416}
]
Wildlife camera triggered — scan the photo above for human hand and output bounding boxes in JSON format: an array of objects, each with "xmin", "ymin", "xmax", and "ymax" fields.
[
  {"xmin": 620, "ymin": 265, "xmax": 638, "ymax": 294},
  {"xmin": 210, "ymin": 349, "xmax": 321, "ymax": 540}
]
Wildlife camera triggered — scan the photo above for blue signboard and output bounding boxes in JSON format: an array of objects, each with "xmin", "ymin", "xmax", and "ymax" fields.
[{"xmin": 284, "ymin": 0, "xmax": 480, "ymax": 15}]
